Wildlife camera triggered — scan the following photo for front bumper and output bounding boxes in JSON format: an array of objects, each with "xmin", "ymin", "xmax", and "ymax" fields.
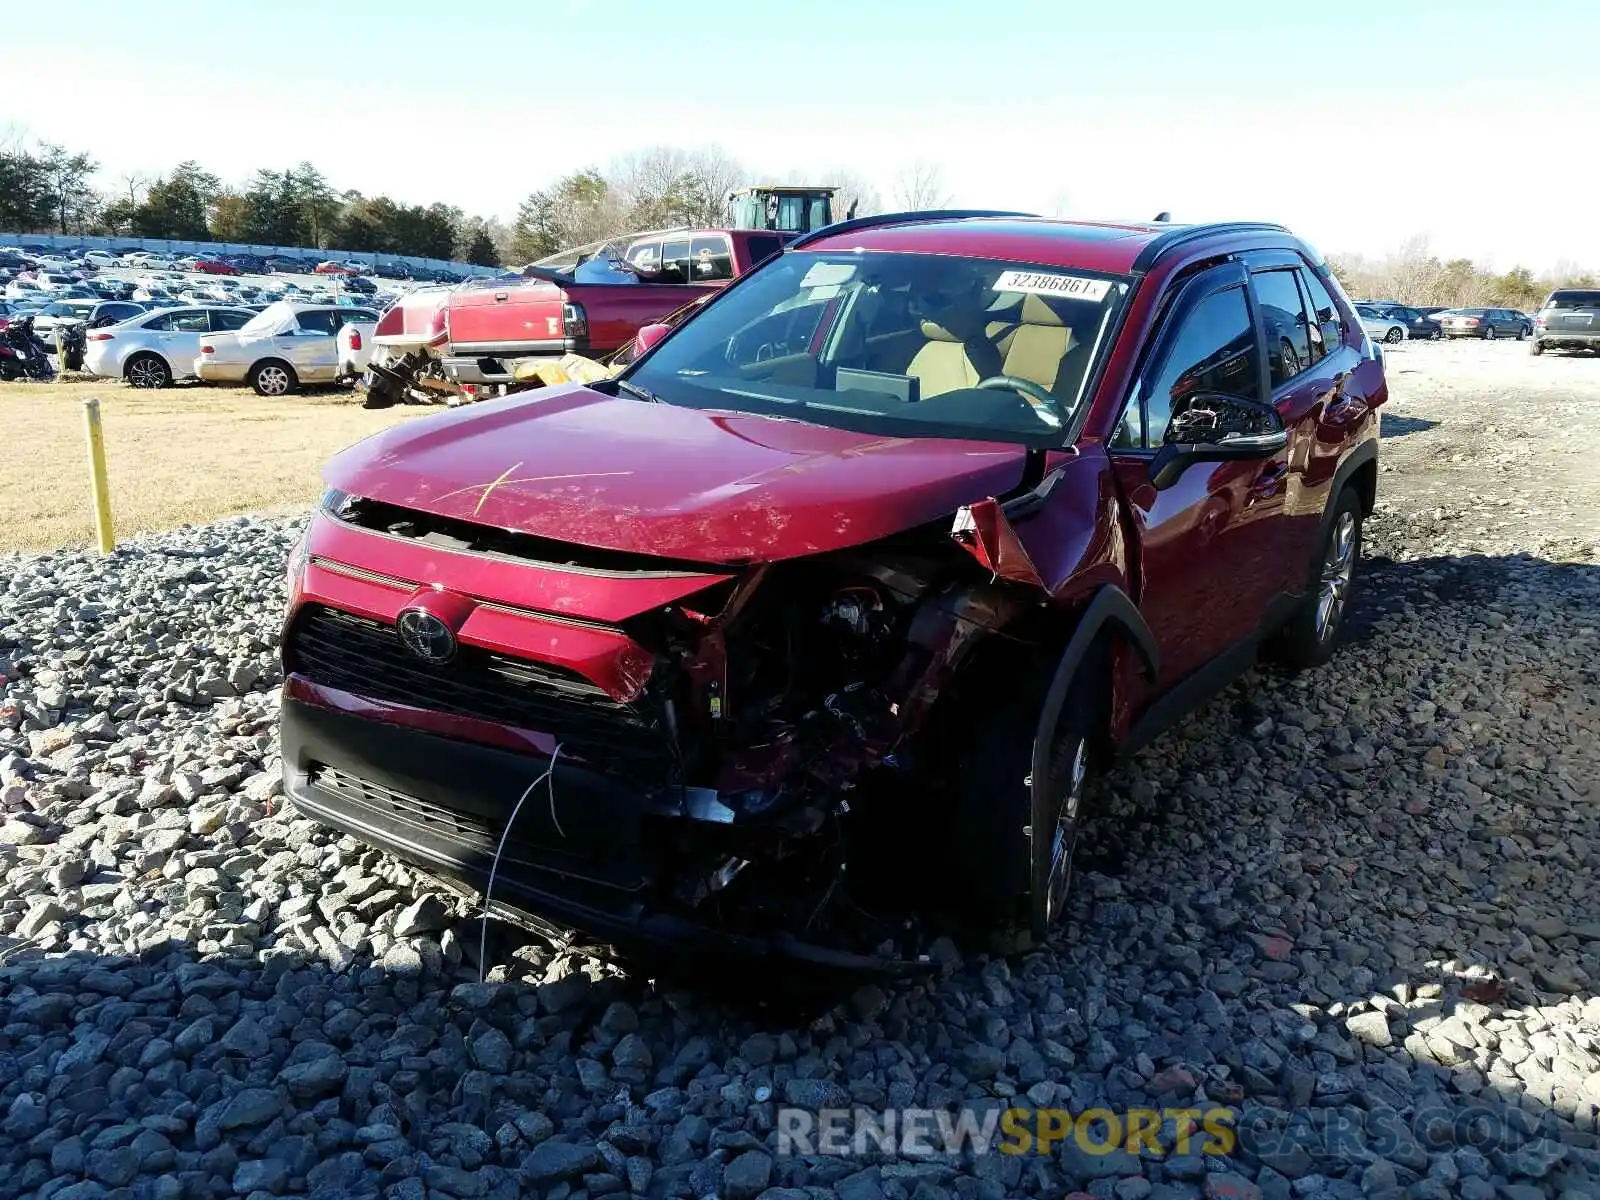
[{"xmin": 280, "ymin": 693, "xmax": 927, "ymax": 976}]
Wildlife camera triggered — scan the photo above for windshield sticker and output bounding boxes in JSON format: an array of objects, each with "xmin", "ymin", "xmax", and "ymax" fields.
[
  {"xmin": 800, "ymin": 262, "xmax": 857, "ymax": 288},
  {"xmin": 992, "ymin": 270, "xmax": 1112, "ymax": 302}
]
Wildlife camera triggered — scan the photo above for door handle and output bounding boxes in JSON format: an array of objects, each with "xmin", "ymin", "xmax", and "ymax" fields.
[{"xmin": 1248, "ymin": 463, "xmax": 1289, "ymax": 503}]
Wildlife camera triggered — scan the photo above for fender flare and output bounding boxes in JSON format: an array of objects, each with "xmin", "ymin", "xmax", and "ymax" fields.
[
  {"xmin": 1023, "ymin": 584, "xmax": 1157, "ymax": 940},
  {"xmin": 1030, "ymin": 585, "xmax": 1158, "ymax": 790},
  {"xmin": 1312, "ymin": 437, "xmax": 1379, "ymax": 570},
  {"xmin": 1028, "ymin": 583, "xmax": 1158, "ymax": 806}
]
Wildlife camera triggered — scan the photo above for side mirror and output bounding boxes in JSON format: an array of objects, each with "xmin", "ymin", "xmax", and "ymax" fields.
[
  {"xmin": 632, "ymin": 322, "xmax": 672, "ymax": 357},
  {"xmin": 1149, "ymin": 393, "xmax": 1287, "ymax": 491}
]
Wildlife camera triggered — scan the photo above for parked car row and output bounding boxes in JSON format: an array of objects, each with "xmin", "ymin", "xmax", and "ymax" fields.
[
  {"xmin": 0, "ymin": 243, "xmax": 482, "ymax": 283},
  {"xmin": 1351, "ymin": 300, "xmax": 1535, "ymax": 342},
  {"xmin": 80, "ymin": 301, "xmax": 379, "ymax": 393}
]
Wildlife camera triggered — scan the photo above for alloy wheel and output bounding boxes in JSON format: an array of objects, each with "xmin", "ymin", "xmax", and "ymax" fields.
[
  {"xmin": 127, "ymin": 357, "xmax": 166, "ymax": 388},
  {"xmin": 1484, "ymin": 326, "xmax": 1496, "ymax": 340},
  {"xmin": 1315, "ymin": 510, "xmax": 1358, "ymax": 643},
  {"xmin": 1043, "ymin": 735, "xmax": 1089, "ymax": 927},
  {"xmin": 257, "ymin": 366, "xmax": 290, "ymax": 395}
]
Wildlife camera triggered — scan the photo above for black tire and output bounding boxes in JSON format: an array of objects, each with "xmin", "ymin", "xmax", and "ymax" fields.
[
  {"xmin": 1516, "ymin": 324, "xmax": 1529, "ymax": 340},
  {"xmin": 1483, "ymin": 325, "xmax": 1496, "ymax": 340},
  {"xmin": 1268, "ymin": 486, "xmax": 1362, "ymax": 670},
  {"xmin": 250, "ymin": 359, "xmax": 298, "ymax": 397},
  {"xmin": 1529, "ymin": 339, "xmax": 1544, "ymax": 356},
  {"xmin": 951, "ymin": 639, "xmax": 1108, "ymax": 950},
  {"xmin": 125, "ymin": 352, "xmax": 171, "ymax": 389}
]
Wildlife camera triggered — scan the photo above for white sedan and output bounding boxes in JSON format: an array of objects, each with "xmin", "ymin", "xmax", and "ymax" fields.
[
  {"xmin": 195, "ymin": 301, "xmax": 380, "ymax": 395},
  {"xmin": 1353, "ymin": 304, "xmax": 1407, "ymax": 345},
  {"xmin": 83, "ymin": 305, "xmax": 255, "ymax": 388}
]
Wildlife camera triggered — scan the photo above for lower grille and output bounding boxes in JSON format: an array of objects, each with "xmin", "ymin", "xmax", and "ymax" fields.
[
  {"xmin": 306, "ymin": 763, "xmax": 644, "ymax": 892},
  {"xmin": 286, "ymin": 604, "xmax": 675, "ymax": 779}
]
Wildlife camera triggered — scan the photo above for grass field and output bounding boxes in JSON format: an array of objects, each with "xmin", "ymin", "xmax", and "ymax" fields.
[{"xmin": 3, "ymin": 378, "xmax": 424, "ymax": 553}]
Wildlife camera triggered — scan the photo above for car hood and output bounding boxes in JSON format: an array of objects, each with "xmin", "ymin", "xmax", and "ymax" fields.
[{"xmin": 324, "ymin": 386, "xmax": 1030, "ymax": 563}]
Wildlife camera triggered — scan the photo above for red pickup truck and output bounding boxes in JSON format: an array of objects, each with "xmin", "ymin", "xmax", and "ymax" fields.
[{"xmin": 362, "ymin": 227, "xmax": 790, "ymax": 408}]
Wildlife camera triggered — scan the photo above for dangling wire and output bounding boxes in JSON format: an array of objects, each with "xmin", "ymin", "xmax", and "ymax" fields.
[{"xmin": 479, "ymin": 743, "xmax": 563, "ymax": 984}]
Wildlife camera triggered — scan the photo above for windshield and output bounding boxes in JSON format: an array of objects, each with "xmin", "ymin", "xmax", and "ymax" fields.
[{"xmin": 627, "ymin": 251, "xmax": 1132, "ymax": 445}]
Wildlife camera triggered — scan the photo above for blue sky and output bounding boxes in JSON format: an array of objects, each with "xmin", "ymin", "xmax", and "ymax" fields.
[{"xmin": 7, "ymin": 0, "xmax": 1597, "ymax": 268}]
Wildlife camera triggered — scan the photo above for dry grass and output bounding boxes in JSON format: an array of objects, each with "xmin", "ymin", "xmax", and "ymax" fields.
[{"xmin": 2, "ymin": 378, "xmax": 426, "ymax": 553}]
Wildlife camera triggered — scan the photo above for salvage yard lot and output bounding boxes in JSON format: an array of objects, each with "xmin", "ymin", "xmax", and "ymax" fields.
[
  {"xmin": 0, "ymin": 379, "xmax": 423, "ymax": 552},
  {"xmin": 1, "ymin": 339, "xmax": 1599, "ymax": 1196}
]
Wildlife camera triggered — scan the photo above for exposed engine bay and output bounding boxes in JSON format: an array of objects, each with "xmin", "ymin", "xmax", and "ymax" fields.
[{"xmin": 588, "ymin": 530, "xmax": 1041, "ymax": 962}]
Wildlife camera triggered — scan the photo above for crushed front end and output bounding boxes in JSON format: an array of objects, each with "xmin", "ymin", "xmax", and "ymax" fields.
[{"xmin": 280, "ymin": 490, "xmax": 1037, "ymax": 971}]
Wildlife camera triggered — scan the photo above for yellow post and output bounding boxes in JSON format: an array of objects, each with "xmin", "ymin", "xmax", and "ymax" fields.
[{"xmin": 82, "ymin": 398, "xmax": 115, "ymax": 554}]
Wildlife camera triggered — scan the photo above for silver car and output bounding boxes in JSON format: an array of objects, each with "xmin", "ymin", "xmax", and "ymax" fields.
[
  {"xmin": 82, "ymin": 305, "xmax": 255, "ymax": 388},
  {"xmin": 195, "ymin": 301, "xmax": 380, "ymax": 395},
  {"xmin": 1353, "ymin": 304, "xmax": 1407, "ymax": 344}
]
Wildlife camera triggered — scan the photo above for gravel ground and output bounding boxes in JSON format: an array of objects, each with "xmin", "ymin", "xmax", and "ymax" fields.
[{"xmin": 1, "ymin": 342, "xmax": 1597, "ymax": 1200}]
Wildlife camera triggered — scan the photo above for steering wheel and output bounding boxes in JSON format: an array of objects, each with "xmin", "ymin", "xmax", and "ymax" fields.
[{"xmin": 976, "ymin": 375, "xmax": 1064, "ymax": 427}]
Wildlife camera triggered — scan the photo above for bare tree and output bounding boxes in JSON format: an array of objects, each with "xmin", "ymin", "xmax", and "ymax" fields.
[
  {"xmin": 892, "ymin": 160, "xmax": 952, "ymax": 211},
  {"xmin": 117, "ymin": 171, "xmax": 152, "ymax": 207}
]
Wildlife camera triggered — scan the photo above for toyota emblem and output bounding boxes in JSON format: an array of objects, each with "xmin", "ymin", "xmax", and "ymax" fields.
[{"xmin": 397, "ymin": 608, "xmax": 457, "ymax": 664}]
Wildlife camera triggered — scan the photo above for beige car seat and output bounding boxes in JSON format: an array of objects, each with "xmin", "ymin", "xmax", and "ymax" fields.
[
  {"xmin": 995, "ymin": 294, "xmax": 1076, "ymax": 392},
  {"xmin": 906, "ymin": 318, "xmax": 1006, "ymax": 398}
]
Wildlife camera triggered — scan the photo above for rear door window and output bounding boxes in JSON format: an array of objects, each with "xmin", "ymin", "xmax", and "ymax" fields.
[
  {"xmin": 689, "ymin": 236, "xmax": 734, "ymax": 282},
  {"xmin": 169, "ymin": 310, "xmax": 211, "ymax": 333},
  {"xmin": 294, "ymin": 310, "xmax": 341, "ymax": 335},
  {"xmin": 210, "ymin": 309, "xmax": 251, "ymax": 331},
  {"xmin": 1298, "ymin": 269, "xmax": 1344, "ymax": 355},
  {"xmin": 659, "ymin": 239, "xmax": 692, "ymax": 284},
  {"xmin": 1251, "ymin": 269, "xmax": 1314, "ymax": 386}
]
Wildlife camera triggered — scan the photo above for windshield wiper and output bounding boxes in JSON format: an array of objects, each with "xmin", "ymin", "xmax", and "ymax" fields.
[{"xmin": 614, "ymin": 378, "xmax": 661, "ymax": 404}]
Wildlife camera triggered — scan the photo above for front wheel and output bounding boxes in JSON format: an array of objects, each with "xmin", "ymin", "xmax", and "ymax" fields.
[
  {"xmin": 1516, "ymin": 325, "xmax": 1529, "ymax": 340},
  {"xmin": 125, "ymin": 353, "xmax": 171, "ymax": 389},
  {"xmin": 1484, "ymin": 326, "xmax": 1496, "ymax": 340},
  {"xmin": 1267, "ymin": 487, "xmax": 1362, "ymax": 671},
  {"xmin": 1384, "ymin": 327, "xmax": 1403, "ymax": 344},
  {"xmin": 951, "ymin": 641, "xmax": 1107, "ymax": 950},
  {"xmin": 250, "ymin": 360, "xmax": 297, "ymax": 397}
]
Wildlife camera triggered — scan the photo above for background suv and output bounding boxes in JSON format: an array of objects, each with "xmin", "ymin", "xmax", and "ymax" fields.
[
  {"xmin": 1531, "ymin": 289, "xmax": 1600, "ymax": 355},
  {"xmin": 280, "ymin": 214, "xmax": 1386, "ymax": 966}
]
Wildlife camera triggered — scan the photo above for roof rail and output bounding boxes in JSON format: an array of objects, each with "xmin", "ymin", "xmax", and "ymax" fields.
[
  {"xmin": 1131, "ymin": 222, "xmax": 1291, "ymax": 272},
  {"xmin": 787, "ymin": 209, "xmax": 1038, "ymax": 251}
]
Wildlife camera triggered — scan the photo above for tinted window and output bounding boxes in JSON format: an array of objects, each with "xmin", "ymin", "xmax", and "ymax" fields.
[
  {"xmin": 169, "ymin": 310, "xmax": 211, "ymax": 333},
  {"xmin": 1137, "ymin": 285, "xmax": 1262, "ymax": 449},
  {"xmin": 210, "ymin": 309, "xmax": 251, "ymax": 331},
  {"xmin": 141, "ymin": 313, "xmax": 175, "ymax": 331},
  {"xmin": 689, "ymin": 236, "xmax": 734, "ymax": 282},
  {"xmin": 659, "ymin": 239, "xmax": 692, "ymax": 285},
  {"xmin": 294, "ymin": 310, "xmax": 341, "ymax": 334},
  {"xmin": 1547, "ymin": 290, "xmax": 1600, "ymax": 310},
  {"xmin": 745, "ymin": 234, "xmax": 783, "ymax": 266},
  {"xmin": 1252, "ymin": 270, "xmax": 1313, "ymax": 387},
  {"xmin": 1299, "ymin": 269, "xmax": 1343, "ymax": 355}
]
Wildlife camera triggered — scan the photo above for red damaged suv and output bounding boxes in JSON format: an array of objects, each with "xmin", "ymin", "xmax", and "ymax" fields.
[{"xmin": 280, "ymin": 213, "xmax": 1386, "ymax": 969}]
